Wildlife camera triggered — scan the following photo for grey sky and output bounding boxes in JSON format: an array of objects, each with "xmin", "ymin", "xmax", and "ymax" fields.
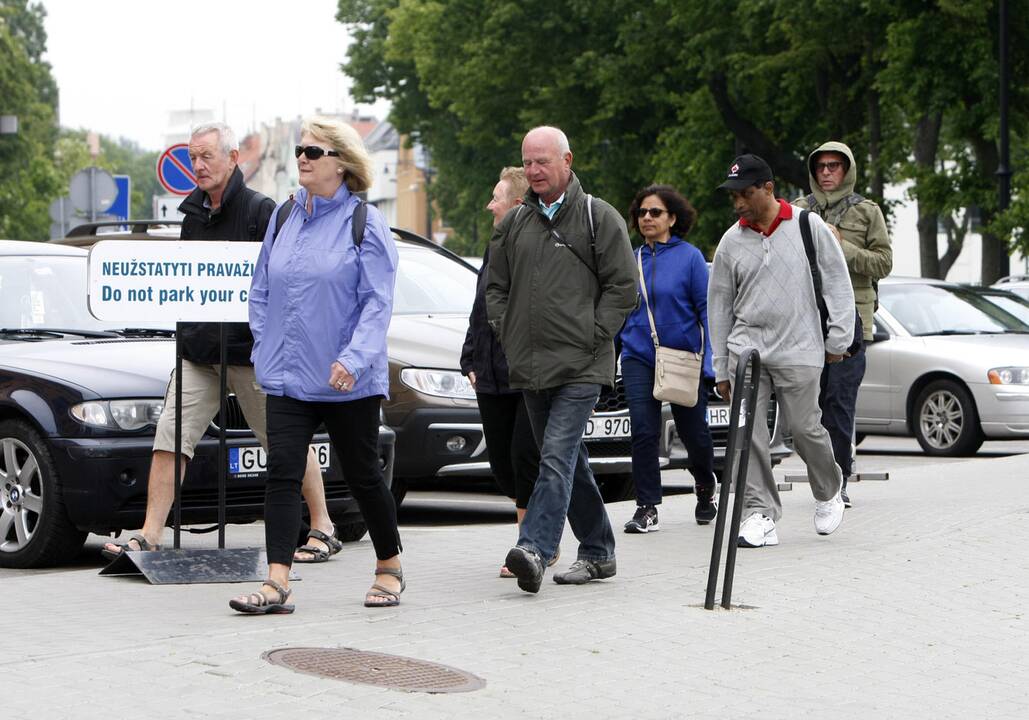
[{"xmin": 42, "ymin": 0, "xmax": 387, "ymax": 151}]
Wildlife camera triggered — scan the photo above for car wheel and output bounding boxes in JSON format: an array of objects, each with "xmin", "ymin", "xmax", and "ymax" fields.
[
  {"xmin": 913, "ymin": 380, "xmax": 984, "ymax": 456},
  {"xmin": 596, "ymin": 472, "xmax": 635, "ymax": 503},
  {"xmin": 0, "ymin": 420, "xmax": 86, "ymax": 568},
  {"xmin": 334, "ymin": 519, "xmax": 368, "ymax": 543}
]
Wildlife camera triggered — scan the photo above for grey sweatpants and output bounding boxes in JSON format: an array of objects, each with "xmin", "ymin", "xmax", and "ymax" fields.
[{"xmin": 728, "ymin": 357, "xmax": 842, "ymax": 522}]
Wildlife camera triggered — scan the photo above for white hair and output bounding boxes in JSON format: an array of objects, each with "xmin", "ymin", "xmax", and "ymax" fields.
[
  {"xmin": 190, "ymin": 122, "xmax": 238, "ymax": 155},
  {"xmin": 527, "ymin": 125, "xmax": 571, "ymax": 155}
]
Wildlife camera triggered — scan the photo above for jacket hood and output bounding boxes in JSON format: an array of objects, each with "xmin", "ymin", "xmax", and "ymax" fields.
[
  {"xmin": 807, "ymin": 141, "xmax": 857, "ymax": 208},
  {"xmin": 178, "ymin": 165, "xmax": 246, "ymax": 217}
]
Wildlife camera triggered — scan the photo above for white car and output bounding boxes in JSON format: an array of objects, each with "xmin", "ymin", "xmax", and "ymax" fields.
[{"xmin": 856, "ymin": 277, "xmax": 1029, "ymax": 455}]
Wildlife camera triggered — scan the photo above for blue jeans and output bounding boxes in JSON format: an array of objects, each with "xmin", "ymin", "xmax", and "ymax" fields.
[
  {"xmin": 621, "ymin": 356, "xmax": 717, "ymax": 506},
  {"xmin": 518, "ymin": 383, "xmax": 615, "ymax": 564}
]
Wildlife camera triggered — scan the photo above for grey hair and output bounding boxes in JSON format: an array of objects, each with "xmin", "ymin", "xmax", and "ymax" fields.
[
  {"xmin": 190, "ymin": 122, "xmax": 238, "ymax": 155},
  {"xmin": 527, "ymin": 125, "xmax": 571, "ymax": 155}
]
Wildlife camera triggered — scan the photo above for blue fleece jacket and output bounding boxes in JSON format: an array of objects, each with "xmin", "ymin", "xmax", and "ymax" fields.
[{"xmin": 618, "ymin": 236, "xmax": 714, "ymax": 379}]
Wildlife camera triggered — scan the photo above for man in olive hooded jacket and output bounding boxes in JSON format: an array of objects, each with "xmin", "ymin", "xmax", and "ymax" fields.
[
  {"xmin": 486, "ymin": 126, "xmax": 637, "ymax": 594},
  {"xmin": 795, "ymin": 141, "xmax": 892, "ymax": 506}
]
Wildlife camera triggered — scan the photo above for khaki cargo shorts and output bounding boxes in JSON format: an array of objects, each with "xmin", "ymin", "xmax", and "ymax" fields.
[{"xmin": 152, "ymin": 359, "xmax": 268, "ymax": 459}]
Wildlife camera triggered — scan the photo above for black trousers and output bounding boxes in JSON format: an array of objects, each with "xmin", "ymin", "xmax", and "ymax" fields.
[
  {"xmin": 819, "ymin": 342, "xmax": 867, "ymax": 480},
  {"xmin": 264, "ymin": 394, "xmax": 401, "ymax": 566},
  {"xmin": 476, "ymin": 391, "xmax": 540, "ymax": 508}
]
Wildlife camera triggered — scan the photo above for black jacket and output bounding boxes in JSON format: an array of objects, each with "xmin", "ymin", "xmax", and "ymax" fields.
[
  {"xmin": 176, "ymin": 166, "xmax": 274, "ymax": 365},
  {"xmin": 460, "ymin": 245, "xmax": 516, "ymax": 395}
]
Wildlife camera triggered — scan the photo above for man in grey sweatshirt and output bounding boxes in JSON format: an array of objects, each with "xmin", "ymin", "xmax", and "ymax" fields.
[{"xmin": 708, "ymin": 154, "xmax": 854, "ymax": 547}]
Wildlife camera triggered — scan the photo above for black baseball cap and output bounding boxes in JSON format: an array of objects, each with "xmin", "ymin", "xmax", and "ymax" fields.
[{"xmin": 717, "ymin": 154, "xmax": 774, "ymax": 191}]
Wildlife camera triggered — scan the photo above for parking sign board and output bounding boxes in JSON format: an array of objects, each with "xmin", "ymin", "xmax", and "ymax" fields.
[{"xmin": 157, "ymin": 144, "xmax": 197, "ymax": 195}]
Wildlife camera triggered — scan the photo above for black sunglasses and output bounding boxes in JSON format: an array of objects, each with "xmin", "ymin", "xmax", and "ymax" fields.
[
  {"xmin": 636, "ymin": 207, "xmax": 666, "ymax": 219},
  {"xmin": 295, "ymin": 145, "xmax": 341, "ymax": 160}
]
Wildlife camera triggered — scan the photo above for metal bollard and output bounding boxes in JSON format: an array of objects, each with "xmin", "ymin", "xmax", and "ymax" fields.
[{"xmin": 705, "ymin": 348, "xmax": 761, "ymax": 610}]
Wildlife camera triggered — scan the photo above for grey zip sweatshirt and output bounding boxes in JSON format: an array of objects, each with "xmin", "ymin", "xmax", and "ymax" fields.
[{"xmin": 707, "ymin": 204, "xmax": 855, "ymax": 381}]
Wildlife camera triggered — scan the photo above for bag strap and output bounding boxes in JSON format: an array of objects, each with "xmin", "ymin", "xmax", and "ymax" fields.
[
  {"xmin": 270, "ymin": 195, "xmax": 367, "ymax": 247},
  {"xmin": 799, "ymin": 209, "xmax": 830, "ymax": 338}
]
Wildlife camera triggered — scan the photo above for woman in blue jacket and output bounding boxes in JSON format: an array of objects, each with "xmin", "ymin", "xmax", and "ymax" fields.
[
  {"xmin": 619, "ymin": 185, "xmax": 717, "ymax": 533},
  {"xmin": 231, "ymin": 117, "xmax": 401, "ymax": 613}
]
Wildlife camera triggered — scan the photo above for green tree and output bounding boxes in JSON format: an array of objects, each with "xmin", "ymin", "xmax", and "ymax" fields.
[{"xmin": 0, "ymin": 0, "xmax": 61, "ymax": 241}]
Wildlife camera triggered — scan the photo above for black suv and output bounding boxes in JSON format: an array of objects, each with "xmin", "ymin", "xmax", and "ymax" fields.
[{"xmin": 0, "ymin": 239, "xmax": 393, "ymax": 568}]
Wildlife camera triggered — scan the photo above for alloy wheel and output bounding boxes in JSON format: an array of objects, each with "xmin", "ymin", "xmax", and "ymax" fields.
[{"xmin": 0, "ymin": 437, "xmax": 43, "ymax": 553}]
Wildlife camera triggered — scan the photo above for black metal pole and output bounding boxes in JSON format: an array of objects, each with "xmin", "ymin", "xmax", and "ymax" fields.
[
  {"xmin": 173, "ymin": 324, "xmax": 183, "ymax": 549},
  {"xmin": 705, "ymin": 381, "xmax": 743, "ymax": 609},
  {"xmin": 722, "ymin": 350, "xmax": 761, "ymax": 609},
  {"xmin": 998, "ymin": 0, "xmax": 1012, "ymax": 220},
  {"xmin": 217, "ymin": 323, "xmax": 228, "ymax": 549}
]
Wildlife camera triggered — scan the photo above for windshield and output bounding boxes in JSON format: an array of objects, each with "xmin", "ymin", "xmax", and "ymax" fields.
[
  {"xmin": 880, "ymin": 283, "xmax": 1029, "ymax": 336},
  {"xmin": 394, "ymin": 246, "xmax": 476, "ymax": 314},
  {"xmin": 0, "ymin": 255, "xmax": 168, "ymax": 333},
  {"xmin": 972, "ymin": 290, "xmax": 1029, "ymax": 326}
]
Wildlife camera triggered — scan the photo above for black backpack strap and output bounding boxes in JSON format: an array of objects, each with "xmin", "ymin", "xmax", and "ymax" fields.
[
  {"xmin": 351, "ymin": 198, "xmax": 367, "ymax": 247},
  {"xmin": 246, "ymin": 191, "xmax": 266, "ymax": 241},
  {"xmin": 799, "ymin": 210, "xmax": 830, "ymax": 338},
  {"xmin": 271, "ymin": 196, "xmax": 295, "ymax": 244}
]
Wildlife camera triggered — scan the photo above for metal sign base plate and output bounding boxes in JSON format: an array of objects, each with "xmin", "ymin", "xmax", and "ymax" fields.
[{"xmin": 99, "ymin": 548, "xmax": 299, "ymax": 585}]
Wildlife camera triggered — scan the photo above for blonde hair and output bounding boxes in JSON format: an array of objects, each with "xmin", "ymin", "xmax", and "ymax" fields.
[
  {"xmin": 301, "ymin": 116, "xmax": 374, "ymax": 192},
  {"xmin": 499, "ymin": 166, "xmax": 528, "ymax": 202}
]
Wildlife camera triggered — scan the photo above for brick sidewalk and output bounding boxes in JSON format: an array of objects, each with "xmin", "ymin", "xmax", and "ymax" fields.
[{"xmin": 3, "ymin": 452, "xmax": 1027, "ymax": 719}]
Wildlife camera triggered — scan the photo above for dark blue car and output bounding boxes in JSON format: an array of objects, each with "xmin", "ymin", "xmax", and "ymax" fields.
[{"xmin": 0, "ymin": 240, "xmax": 393, "ymax": 568}]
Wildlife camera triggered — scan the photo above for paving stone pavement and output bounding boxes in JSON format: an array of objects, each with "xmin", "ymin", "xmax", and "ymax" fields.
[{"xmin": 2, "ymin": 451, "xmax": 1028, "ymax": 719}]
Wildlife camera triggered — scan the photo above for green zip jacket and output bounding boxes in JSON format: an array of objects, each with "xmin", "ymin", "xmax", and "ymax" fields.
[
  {"xmin": 795, "ymin": 141, "xmax": 892, "ymax": 340},
  {"xmin": 485, "ymin": 173, "xmax": 637, "ymax": 391}
]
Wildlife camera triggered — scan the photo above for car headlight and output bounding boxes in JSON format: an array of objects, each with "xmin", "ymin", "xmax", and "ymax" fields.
[
  {"xmin": 988, "ymin": 367, "xmax": 1029, "ymax": 385},
  {"xmin": 70, "ymin": 399, "xmax": 165, "ymax": 430},
  {"xmin": 399, "ymin": 368, "xmax": 476, "ymax": 399}
]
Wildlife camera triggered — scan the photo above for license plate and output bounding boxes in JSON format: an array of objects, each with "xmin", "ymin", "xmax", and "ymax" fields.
[
  {"xmin": 706, "ymin": 406, "xmax": 731, "ymax": 427},
  {"xmin": 228, "ymin": 442, "xmax": 330, "ymax": 476},
  {"xmin": 584, "ymin": 415, "xmax": 631, "ymax": 439}
]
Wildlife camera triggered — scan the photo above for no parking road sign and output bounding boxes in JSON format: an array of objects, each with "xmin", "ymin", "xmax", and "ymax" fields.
[{"xmin": 157, "ymin": 143, "xmax": 197, "ymax": 196}]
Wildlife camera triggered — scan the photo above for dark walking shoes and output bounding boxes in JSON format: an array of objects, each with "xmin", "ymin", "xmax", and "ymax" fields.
[
  {"xmin": 695, "ymin": 483, "xmax": 718, "ymax": 525},
  {"xmin": 505, "ymin": 546, "xmax": 545, "ymax": 593},
  {"xmin": 624, "ymin": 505, "xmax": 660, "ymax": 533},
  {"xmin": 553, "ymin": 558, "xmax": 616, "ymax": 585}
]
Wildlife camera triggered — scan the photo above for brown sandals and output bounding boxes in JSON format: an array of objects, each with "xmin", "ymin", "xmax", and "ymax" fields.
[
  {"xmin": 364, "ymin": 567, "xmax": 405, "ymax": 608},
  {"xmin": 229, "ymin": 579, "xmax": 295, "ymax": 615}
]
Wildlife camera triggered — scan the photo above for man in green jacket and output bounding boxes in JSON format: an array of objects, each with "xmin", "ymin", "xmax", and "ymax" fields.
[
  {"xmin": 486, "ymin": 126, "xmax": 637, "ymax": 594},
  {"xmin": 795, "ymin": 141, "xmax": 892, "ymax": 507}
]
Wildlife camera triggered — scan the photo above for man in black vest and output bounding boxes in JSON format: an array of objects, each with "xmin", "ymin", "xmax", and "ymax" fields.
[{"xmin": 103, "ymin": 123, "xmax": 335, "ymax": 562}]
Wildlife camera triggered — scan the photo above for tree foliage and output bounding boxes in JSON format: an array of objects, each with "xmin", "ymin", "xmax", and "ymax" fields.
[{"xmin": 338, "ymin": 0, "xmax": 1028, "ymax": 279}]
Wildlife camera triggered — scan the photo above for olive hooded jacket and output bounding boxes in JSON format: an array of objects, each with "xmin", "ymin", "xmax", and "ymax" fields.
[
  {"xmin": 485, "ymin": 173, "xmax": 637, "ymax": 391},
  {"xmin": 795, "ymin": 141, "xmax": 892, "ymax": 340}
]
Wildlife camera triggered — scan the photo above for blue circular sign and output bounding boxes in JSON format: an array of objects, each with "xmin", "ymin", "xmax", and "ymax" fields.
[{"xmin": 157, "ymin": 144, "xmax": 197, "ymax": 195}]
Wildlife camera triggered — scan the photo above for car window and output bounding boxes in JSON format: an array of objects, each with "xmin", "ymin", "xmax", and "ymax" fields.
[
  {"xmin": 973, "ymin": 290, "xmax": 1029, "ymax": 325},
  {"xmin": 394, "ymin": 246, "xmax": 476, "ymax": 314},
  {"xmin": 0, "ymin": 255, "xmax": 171, "ymax": 332},
  {"xmin": 880, "ymin": 283, "xmax": 1029, "ymax": 335}
]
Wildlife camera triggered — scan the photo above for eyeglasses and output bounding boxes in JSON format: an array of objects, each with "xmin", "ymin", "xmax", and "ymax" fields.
[
  {"xmin": 815, "ymin": 160, "xmax": 844, "ymax": 173},
  {"xmin": 295, "ymin": 145, "xmax": 341, "ymax": 160},
  {"xmin": 636, "ymin": 207, "xmax": 666, "ymax": 219}
]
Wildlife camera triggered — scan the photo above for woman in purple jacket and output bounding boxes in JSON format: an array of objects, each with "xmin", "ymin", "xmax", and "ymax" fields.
[
  {"xmin": 618, "ymin": 185, "xmax": 717, "ymax": 534},
  {"xmin": 230, "ymin": 117, "xmax": 401, "ymax": 614}
]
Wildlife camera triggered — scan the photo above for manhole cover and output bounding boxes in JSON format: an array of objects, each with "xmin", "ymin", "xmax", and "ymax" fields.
[{"xmin": 262, "ymin": 647, "xmax": 485, "ymax": 693}]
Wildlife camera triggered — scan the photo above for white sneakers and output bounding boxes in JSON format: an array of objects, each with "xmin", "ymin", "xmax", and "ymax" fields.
[
  {"xmin": 814, "ymin": 492, "xmax": 845, "ymax": 535},
  {"xmin": 737, "ymin": 492, "xmax": 845, "ymax": 547},
  {"xmin": 738, "ymin": 513, "xmax": 779, "ymax": 547}
]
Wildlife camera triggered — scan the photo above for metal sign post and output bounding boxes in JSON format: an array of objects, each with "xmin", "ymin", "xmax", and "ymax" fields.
[{"xmin": 705, "ymin": 348, "xmax": 761, "ymax": 610}]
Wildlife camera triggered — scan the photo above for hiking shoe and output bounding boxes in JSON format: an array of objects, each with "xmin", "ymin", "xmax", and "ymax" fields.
[
  {"xmin": 814, "ymin": 492, "xmax": 845, "ymax": 535},
  {"xmin": 738, "ymin": 513, "xmax": 778, "ymax": 547},
  {"xmin": 553, "ymin": 558, "xmax": 617, "ymax": 585},
  {"xmin": 624, "ymin": 505, "xmax": 659, "ymax": 534},
  {"xmin": 504, "ymin": 546, "xmax": 545, "ymax": 594},
  {"xmin": 695, "ymin": 484, "xmax": 718, "ymax": 525}
]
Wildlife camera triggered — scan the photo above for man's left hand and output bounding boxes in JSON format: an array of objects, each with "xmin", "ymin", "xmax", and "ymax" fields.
[
  {"xmin": 825, "ymin": 352, "xmax": 848, "ymax": 364},
  {"xmin": 329, "ymin": 361, "xmax": 355, "ymax": 392}
]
